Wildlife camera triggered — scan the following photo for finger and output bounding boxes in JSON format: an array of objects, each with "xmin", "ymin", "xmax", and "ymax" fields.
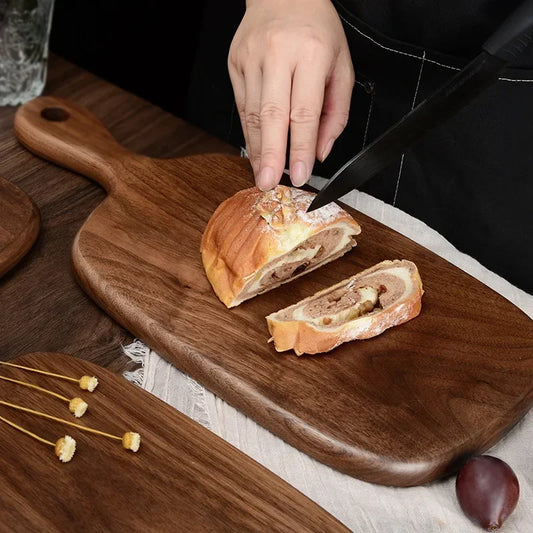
[
  {"xmin": 288, "ymin": 62, "xmax": 328, "ymax": 187},
  {"xmin": 317, "ymin": 55, "xmax": 355, "ymax": 162},
  {"xmin": 243, "ymin": 66, "xmax": 263, "ymax": 178},
  {"xmin": 256, "ymin": 60, "xmax": 291, "ymax": 191}
]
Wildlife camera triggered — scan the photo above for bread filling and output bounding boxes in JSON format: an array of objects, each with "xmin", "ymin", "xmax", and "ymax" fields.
[
  {"xmin": 239, "ymin": 226, "xmax": 356, "ymax": 301},
  {"xmin": 272, "ymin": 268, "xmax": 411, "ymax": 328},
  {"xmin": 294, "ymin": 285, "xmax": 380, "ymax": 327}
]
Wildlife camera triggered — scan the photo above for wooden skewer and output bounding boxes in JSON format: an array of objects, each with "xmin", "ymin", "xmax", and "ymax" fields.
[
  {"xmin": 0, "ymin": 375, "xmax": 88, "ymax": 417},
  {"xmin": 0, "ymin": 414, "xmax": 55, "ymax": 446},
  {"xmin": 0, "ymin": 362, "xmax": 98, "ymax": 391},
  {"xmin": 0, "ymin": 361, "xmax": 80, "ymax": 382},
  {"xmin": 0, "ymin": 414, "xmax": 76, "ymax": 462},
  {"xmin": 0, "ymin": 400, "xmax": 140, "ymax": 452}
]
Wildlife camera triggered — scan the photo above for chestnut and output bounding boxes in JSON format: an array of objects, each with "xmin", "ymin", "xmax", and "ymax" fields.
[{"xmin": 456, "ymin": 455, "xmax": 520, "ymax": 531}]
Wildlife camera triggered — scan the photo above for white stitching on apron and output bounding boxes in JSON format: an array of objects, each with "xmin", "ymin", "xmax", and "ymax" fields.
[
  {"xmin": 339, "ymin": 13, "xmax": 533, "ymax": 83},
  {"xmin": 361, "ymin": 88, "xmax": 375, "ymax": 148},
  {"xmin": 393, "ymin": 51, "xmax": 426, "ymax": 206}
]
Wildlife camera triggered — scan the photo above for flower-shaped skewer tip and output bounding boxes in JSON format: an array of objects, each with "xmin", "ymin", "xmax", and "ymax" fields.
[
  {"xmin": 122, "ymin": 432, "xmax": 141, "ymax": 452},
  {"xmin": 55, "ymin": 435, "xmax": 77, "ymax": 463},
  {"xmin": 79, "ymin": 375, "xmax": 98, "ymax": 392},
  {"xmin": 69, "ymin": 398, "xmax": 88, "ymax": 418}
]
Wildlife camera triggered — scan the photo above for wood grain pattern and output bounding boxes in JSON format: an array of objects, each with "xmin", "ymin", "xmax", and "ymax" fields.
[
  {"xmin": 0, "ymin": 176, "xmax": 40, "ymax": 277},
  {"xmin": 0, "ymin": 352, "xmax": 346, "ymax": 532},
  {"xmin": 0, "ymin": 55, "xmax": 238, "ymax": 370},
  {"xmin": 13, "ymin": 96, "xmax": 533, "ymax": 487}
]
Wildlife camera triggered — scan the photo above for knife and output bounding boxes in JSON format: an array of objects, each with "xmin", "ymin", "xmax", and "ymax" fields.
[{"xmin": 306, "ymin": 0, "xmax": 533, "ymax": 212}]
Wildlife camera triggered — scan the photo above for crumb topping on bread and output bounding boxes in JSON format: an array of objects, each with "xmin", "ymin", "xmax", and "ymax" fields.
[{"xmin": 256, "ymin": 185, "xmax": 356, "ymax": 234}]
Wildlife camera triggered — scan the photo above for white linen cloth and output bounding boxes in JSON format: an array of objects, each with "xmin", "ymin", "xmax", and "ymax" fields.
[{"xmin": 124, "ymin": 177, "xmax": 532, "ymax": 532}]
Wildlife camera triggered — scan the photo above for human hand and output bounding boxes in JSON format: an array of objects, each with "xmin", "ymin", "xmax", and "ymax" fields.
[{"xmin": 228, "ymin": 0, "xmax": 354, "ymax": 190}]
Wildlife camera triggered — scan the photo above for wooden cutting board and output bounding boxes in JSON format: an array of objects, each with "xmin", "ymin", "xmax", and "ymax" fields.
[
  {"xmin": 0, "ymin": 352, "xmax": 346, "ymax": 532},
  {"xmin": 0, "ymin": 176, "xmax": 40, "ymax": 277},
  {"xmin": 14, "ymin": 97, "xmax": 533, "ymax": 487}
]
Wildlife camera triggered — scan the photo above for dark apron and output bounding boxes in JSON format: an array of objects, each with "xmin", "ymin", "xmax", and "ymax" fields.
[
  {"xmin": 311, "ymin": 1, "xmax": 533, "ymax": 293},
  {"xmin": 187, "ymin": 0, "xmax": 533, "ymax": 293}
]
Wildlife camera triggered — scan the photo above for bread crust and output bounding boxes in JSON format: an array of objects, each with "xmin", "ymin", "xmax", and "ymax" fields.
[
  {"xmin": 201, "ymin": 186, "xmax": 361, "ymax": 307},
  {"xmin": 266, "ymin": 260, "xmax": 424, "ymax": 355}
]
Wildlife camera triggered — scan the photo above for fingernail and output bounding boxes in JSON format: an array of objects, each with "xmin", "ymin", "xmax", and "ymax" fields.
[
  {"xmin": 320, "ymin": 138, "xmax": 334, "ymax": 162},
  {"xmin": 257, "ymin": 166, "xmax": 275, "ymax": 191},
  {"xmin": 290, "ymin": 161, "xmax": 308, "ymax": 187}
]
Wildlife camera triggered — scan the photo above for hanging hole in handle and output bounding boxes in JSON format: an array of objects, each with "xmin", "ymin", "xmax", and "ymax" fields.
[{"xmin": 41, "ymin": 107, "xmax": 70, "ymax": 122}]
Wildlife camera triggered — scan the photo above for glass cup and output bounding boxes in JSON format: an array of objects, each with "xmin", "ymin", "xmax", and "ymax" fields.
[{"xmin": 0, "ymin": 0, "xmax": 55, "ymax": 106}]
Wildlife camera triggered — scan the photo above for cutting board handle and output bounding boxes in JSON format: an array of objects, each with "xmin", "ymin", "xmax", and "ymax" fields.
[{"xmin": 14, "ymin": 97, "xmax": 130, "ymax": 193}]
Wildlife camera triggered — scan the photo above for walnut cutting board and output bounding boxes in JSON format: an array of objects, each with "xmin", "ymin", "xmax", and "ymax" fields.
[
  {"xmin": 0, "ymin": 352, "xmax": 346, "ymax": 532},
  {"xmin": 0, "ymin": 176, "xmax": 40, "ymax": 277},
  {"xmin": 14, "ymin": 97, "xmax": 533, "ymax": 487}
]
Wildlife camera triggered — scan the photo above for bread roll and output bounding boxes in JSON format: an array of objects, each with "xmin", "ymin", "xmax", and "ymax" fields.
[
  {"xmin": 266, "ymin": 260, "xmax": 423, "ymax": 355},
  {"xmin": 201, "ymin": 185, "xmax": 361, "ymax": 307}
]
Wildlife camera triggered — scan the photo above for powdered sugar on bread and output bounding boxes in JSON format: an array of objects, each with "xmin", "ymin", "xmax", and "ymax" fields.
[{"xmin": 256, "ymin": 185, "xmax": 357, "ymax": 235}]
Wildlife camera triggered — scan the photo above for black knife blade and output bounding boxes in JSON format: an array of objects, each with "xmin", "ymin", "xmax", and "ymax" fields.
[{"xmin": 306, "ymin": 0, "xmax": 533, "ymax": 212}]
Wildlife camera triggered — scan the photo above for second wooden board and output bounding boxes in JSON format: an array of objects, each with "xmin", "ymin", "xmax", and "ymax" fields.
[
  {"xmin": 14, "ymin": 97, "xmax": 533, "ymax": 486},
  {"xmin": 0, "ymin": 176, "xmax": 40, "ymax": 277},
  {"xmin": 0, "ymin": 352, "xmax": 345, "ymax": 532}
]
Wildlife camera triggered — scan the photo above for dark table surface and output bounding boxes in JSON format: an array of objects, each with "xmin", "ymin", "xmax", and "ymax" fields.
[{"xmin": 0, "ymin": 54, "xmax": 239, "ymax": 373}]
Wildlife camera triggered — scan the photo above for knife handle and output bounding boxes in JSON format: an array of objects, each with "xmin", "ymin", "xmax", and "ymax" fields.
[{"xmin": 482, "ymin": 0, "xmax": 533, "ymax": 63}]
